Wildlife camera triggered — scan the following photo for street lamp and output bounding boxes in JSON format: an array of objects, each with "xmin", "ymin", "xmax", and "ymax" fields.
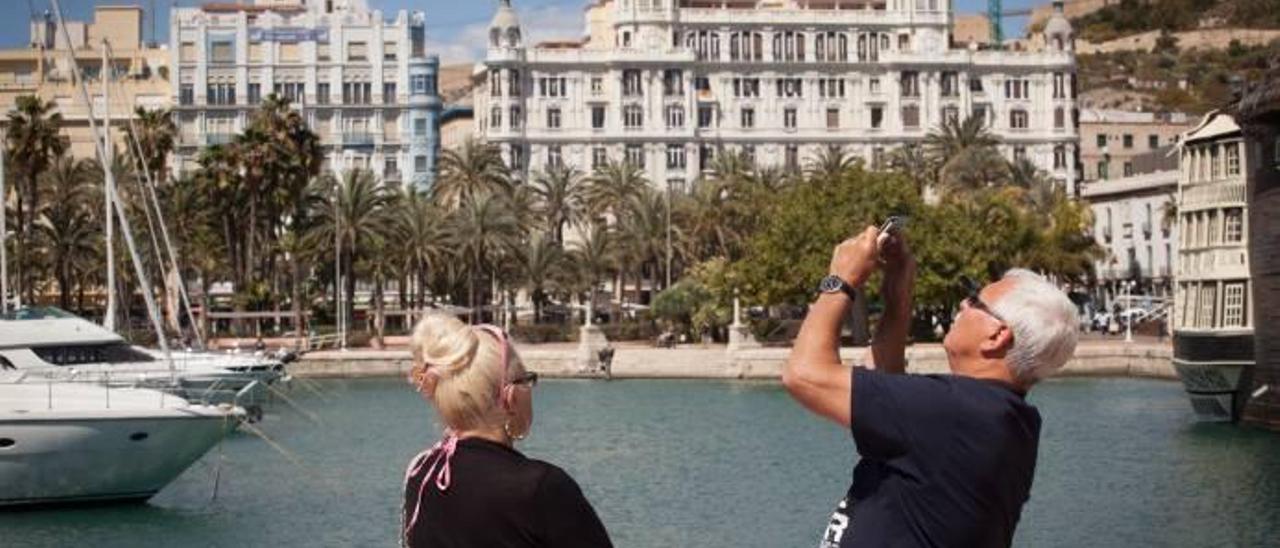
[{"xmin": 1123, "ymin": 280, "xmax": 1134, "ymax": 343}]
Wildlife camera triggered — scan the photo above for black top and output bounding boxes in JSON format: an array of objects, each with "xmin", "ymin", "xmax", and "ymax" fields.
[
  {"xmin": 819, "ymin": 367, "xmax": 1042, "ymax": 548},
  {"xmin": 402, "ymin": 438, "xmax": 613, "ymax": 548}
]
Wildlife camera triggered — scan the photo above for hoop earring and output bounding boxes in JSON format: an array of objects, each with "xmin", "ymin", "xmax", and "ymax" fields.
[{"xmin": 504, "ymin": 418, "xmax": 528, "ymax": 442}]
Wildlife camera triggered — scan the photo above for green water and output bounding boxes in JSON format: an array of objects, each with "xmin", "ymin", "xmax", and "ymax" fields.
[{"xmin": 4, "ymin": 377, "xmax": 1280, "ymax": 547}]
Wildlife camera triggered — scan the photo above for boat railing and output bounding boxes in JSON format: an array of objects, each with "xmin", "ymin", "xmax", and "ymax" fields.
[
  {"xmin": 1, "ymin": 366, "xmax": 255, "ymax": 409},
  {"xmin": 0, "ymin": 369, "xmax": 179, "ymax": 411}
]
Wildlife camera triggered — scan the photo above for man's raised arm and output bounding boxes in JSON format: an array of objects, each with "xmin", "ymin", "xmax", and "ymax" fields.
[
  {"xmin": 782, "ymin": 226, "xmax": 881, "ymax": 428},
  {"xmin": 868, "ymin": 234, "xmax": 916, "ymax": 375}
]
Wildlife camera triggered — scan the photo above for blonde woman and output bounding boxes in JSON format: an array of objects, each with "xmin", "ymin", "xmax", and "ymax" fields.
[{"xmin": 402, "ymin": 313, "xmax": 612, "ymax": 548}]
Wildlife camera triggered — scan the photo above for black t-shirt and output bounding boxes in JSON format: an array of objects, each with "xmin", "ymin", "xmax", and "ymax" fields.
[
  {"xmin": 402, "ymin": 437, "xmax": 613, "ymax": 548},
  {"xmin": 818, "ymin": 367, "xmax": 1042, "ymax": 548}
]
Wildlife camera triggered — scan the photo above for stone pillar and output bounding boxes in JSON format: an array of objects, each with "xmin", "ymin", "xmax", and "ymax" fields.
[
  {"xmin": 727, "ymin": 291, "xmax": 760, "ymax": 352},
  {"xmin": 576, "ymin": 300, "xmax": 610, "ymax": 371}
]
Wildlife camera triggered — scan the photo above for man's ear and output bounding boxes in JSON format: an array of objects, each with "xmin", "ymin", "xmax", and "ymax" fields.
[{"xmin": 980, "ymin": 324, "xmax": 1014, "ymax": 356}]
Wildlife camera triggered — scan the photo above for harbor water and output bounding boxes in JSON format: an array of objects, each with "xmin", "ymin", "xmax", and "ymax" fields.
[{"xmin": 4, "ymin": 377, "xmax": 1279, "ymax": 547}]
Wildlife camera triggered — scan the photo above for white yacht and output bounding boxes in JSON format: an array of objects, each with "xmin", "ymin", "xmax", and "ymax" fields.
[
  {"xmin": 0, "ymin": 380, "xmax": 243, "ymax": 506},
  {"xmin": 0, "ymin": 307, "xmax": 286, "ymax": 408}
]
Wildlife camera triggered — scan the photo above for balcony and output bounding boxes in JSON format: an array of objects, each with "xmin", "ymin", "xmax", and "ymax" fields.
[
  {"xmin": 342, "ymin": 132, "xmax": 376, "ymax": 147},
  {"xmin": 205, "ymin": 133, "xmax": 235, "ymax": 146}
]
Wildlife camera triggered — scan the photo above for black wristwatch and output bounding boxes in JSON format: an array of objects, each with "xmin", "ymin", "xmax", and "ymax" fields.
[{"xmin": 817, "ymin": 274, "xmax": 858, "ymax": 302}]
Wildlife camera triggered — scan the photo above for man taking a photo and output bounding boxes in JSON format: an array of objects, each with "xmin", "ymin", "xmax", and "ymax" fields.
[{"xmin": 783, "ymin": 226, "xmax": 1079, "ymax": 548}]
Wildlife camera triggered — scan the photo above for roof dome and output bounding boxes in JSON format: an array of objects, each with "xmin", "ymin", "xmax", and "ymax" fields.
[
  {"xmin": 490, "ymin": 0, "xmax": 520, "ymax": 30},
  {"xmin": 1043, "ymin": 1, "xmax": 1073, "ymax": 50}
]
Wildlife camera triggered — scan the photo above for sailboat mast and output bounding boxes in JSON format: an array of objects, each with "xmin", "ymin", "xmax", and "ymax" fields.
[
  {"xmin": 102, "ymin": 41, "xmax": 117, "ymax": 331},
  {"xmin": 49, "ymin": 0, "xmax": 174, "ymax": 374},
  {"xmin": 0, "ymin": 126, "xmax": 7, "ymax": 315}
]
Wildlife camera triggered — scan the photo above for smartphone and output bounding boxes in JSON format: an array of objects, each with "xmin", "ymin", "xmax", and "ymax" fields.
[{"xmin": 877, "ymin": 216, "xmax": 906, "ymax": 247}]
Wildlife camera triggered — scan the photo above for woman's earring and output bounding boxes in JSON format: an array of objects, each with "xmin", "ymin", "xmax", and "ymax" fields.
[{"xmin": 504, "ymin": 418, "xmax": 527, "ymax": 441}]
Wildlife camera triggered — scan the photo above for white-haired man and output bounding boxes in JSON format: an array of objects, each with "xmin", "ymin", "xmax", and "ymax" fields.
[{"xmin": 783, "ymin": 226, "xmax": 1079, "ymax": 548}]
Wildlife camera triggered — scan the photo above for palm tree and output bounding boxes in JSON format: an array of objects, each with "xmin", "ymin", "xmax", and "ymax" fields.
[
  {"xmin": 585, "ymin": 159, "xmax": 647, "ymax": 218},
  {"xmin": 37, "ymin": 157, "xmax": 98, "ymax": 310},
  {"xmin": 804, "ymin": 144, "xmax": 858, "ymax": 182},
  {"xmin": 1007, "ymin": 157, "xmax": 1056, "ymax": 215},
  {"xmin": 5, "ymin": 95, "xmax": 67, "ymax": 302},
  {"xmin": 925, "ymin": 114, "xmax": 999, "ymax": 163},
  {"xmin": 925, "ymin": 115, "xmax": 1008, "ymax": 194},
  {"xmin": 530, "ymin": 165, "xmax": 585, "ymax": 243},
  {"xmin": 435, "ymin": 138, "xmax": 511, "ymax": 208},
  {"xmin": 888, "ymin": 144, "xmax": 937, "ymax": 195},
  {"xmin": 307, "ymin": 169, "xmax": 396, "ymax": 332},
  {"xmin": 519, "ymin": 234, "xmax": 567, "ymax": 323},
  {"xmin": 677, "ymin": 177, "xmax": 740, "ymax": 261},
  {"xmin": 568, "ymin": 222, "xmax": 615, "ymax": 324},
  {"xmin": 126, "ymin": 107, "xmax": 177, "ymax": 182},
  {"xmin": 447, "ymin": 190, "xmax": 522, "ymax": 320},
  {"xmin": 616, "ymin": 189, "xmax": 670, "ymax": 302},
  {"xmin": 396, "ymin": 189, "xmax": 451, "ymax": 308}
]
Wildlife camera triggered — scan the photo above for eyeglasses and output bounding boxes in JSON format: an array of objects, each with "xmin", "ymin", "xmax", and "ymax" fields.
[
  {"xmin": 473, "ymin": 324, "xmax": 536, "ymax": 399},
  {"xmin": 958, "ymin": 275, "xmax": 1005, "ymax": 324},
  {"xmin": 511, "ymin": 371, "xmax": 539, "ymax": 387}
]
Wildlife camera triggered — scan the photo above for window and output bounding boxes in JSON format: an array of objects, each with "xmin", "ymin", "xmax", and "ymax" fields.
[
  {"xmin": 772, "ymin": 31, "xmax": 806, "ymax": 61},
  {"xmin": 1225, "ymin": 209, "xmax": 1244, "ymax": 242},
  {"xmin": 1097, "ymin": 134, "xmax": 1107, "ymax": 148},
  {"xmin": 591, "ymin": 77, "xmax": 603, "ymax": 95},
  {"xmin": 547, "ymin": 145, "xmax": 563, "ymax": 168},
  {"xmin": 622, "ymin": 70, "xmax": 643, "ymax": 97},
  {"xmin": 592, "ymin": 147, "xmax": 608, "ymax": 169},
  {"xmin": 818, "ymin": 78, "xmax": 845, "ymax": 98},
  {"xmin": 699, "ymin": 144, "xmax": 715, "ymax": 171},
  {"xmin": 316, "ymin": 83, "xmax": 330, "ymax": 105},
  {"xmin": 740, "ymin": 107, "xmax": 754, "ymax": 129},
  {"xmin": 623, "ymin": 105, "xmax": 643, "ymax": 129},
  {"xmin": 1014, "ymin": 146, "xmax": 1027, "ymax": 162},
  {"xmin": 510, "ymin": 106, "xmax": 522, "ymax": 129},
  {"xmin": 625, "ymin": 144, "xmax": 644, "ymax": 168},
  {"xmin": 1054, "ymin": 145, "xmax": 1067, "ymax": 169},
  {"xmin": 538, "ymin": 77, "xmax": 568, "ymax": 98},
  {"xmin": 667, "ymin": 144, "xmax": 686, "ymax": 169},
  {"xmin": 663, "ymin": 70, "xmax": 684, "ymax": 96},
  {"xmin": 411, "ymin": 25, "xmax": 425, "ymax": 57},
  {"xmin": 869, "ymin": 78, "xmax": 881, "ymax": 95},
  {"xmin": 411, "ymin": 75, "xmax": 427, "ymax": 94},
  {"xmin": 347, "ymin": 41, "xmax": 367, "ymax": 61},
  {"xmin": 210, "ymin": 40, "xmax": 234, "ymax": 64},
  {"xmin": 785, "ymin": 145, "xmax": 799, "ymax": 171},
  {"xmin": 317, "ymin": 43, "xmax": 331, "ymax": 62},
  {"xmin": 969, "ymin": 77, "xmax": 984, "ymax": 93},
  {"xmin": 1054, "ymin": 108, "xmax": 1065, "ymax": 129},
  {"xmin": 1199, "ymin": 284, "xmax": 1217, "ymax": 328},
  {"xmin": 826, "ymin": 108, "xmax": 839, "ymax": 129},
  {"xmin": 510, "ymin": 146, "xmax": 524, "ymax": 170},
  {"xmin": 687, "ymin": 30, "xmax": 721, "ymax": 61},
  {"xmin": 900, "ymin": 71, "xmax": 919, "ymax": 98},
  {"xmin": 1053, "ymin": 73, "xmax": 1065, "ymax": 98},
  {"xmin": 415, "ymin": 155, "xmax": 427, "ymax": 173},
  {"xmin": 1226, "ymin": 143, "xmax": 1241, "ymax": 175},
  {"xmin": 385, "ymin": 156, "xmax": 398, "ymax": 178},
  {"xmin": 508, "ymin": 69, "xmax": 521, "ymax": 96},
  {"xmin": 207, "ymin": 83, "xmax": 236, "ymax": 105},
  {"xmin": 943, "ymin": 106, "xmax": 960, "ymax": 124},
  {"xmin": 342, "ymin": 82, "xmax": 372, "ymax": 104},
  {"xmin": 940, "ymin": 72, "xmax": 959, "ymax": 97},
  {"xmin": 902, "ymin": 105, "xmax": 920, "ymax": 128},
  {"xmin": 383, "ymin": 82, "xmax": 397, "ymax": 104},
  {"xmin": 248, "ymin": 83, "xmax": 261, "ymax": 105},
  {"xmin": 777, "ymin": 78, "xmax": 802, "ymax": 98},
  {"xmin": 784, "ymin": 107, "xmax": 797, "ymax": 130},
  {"xmin": 179, "ymin": 84, "xmax": 194, "ymax": 106},
  {"xmin": 547, "ymin": 107, "xmax": 561, "ymax": 129},
  {"xmin": 383, "ymin": 41, "xmax": 397, "ymax": 61},
  {"xmin": 1223, "ymin": 283, "xmax": 1246, "ymax": 328},
  {"xmin": 591, "ymin": 106, "xmax": 606, "ymax": 129},
  {"xmin": 1124, "ymin": 162, "xmax": 1134, "ymax": 177},
  {"xmin": 180, "ymin": 42, "xmax": 196, "ymax": 63},
  {"xmin": 1010, "ymin": 109, "xmax": 1029, "ymax": 129},
  {"xmin": 1004, "ymin": 78, "xmax": 1030, "ymax": 99},
  {"xmin": 697, "ymin": 105, "xmax": 714, "ymax": 128},
  {"xmin": 665, "ymin": 105, "xmax": 685, "ymax": 128},
  {"xmin": 732, "ymin": 78, "xmax": 761, "ymax": 98},
  {"xmin": 870, "ymin": 106, "xmax": 884, "ymax": 129},
  {"xmin": 1123, "ymin": 134, "xmax": 1134, "ymax": 149},
  {"xmin": 1098, "ymin": 159, "xmax": 1109, "ymax": 180},
  {"xmin": 414, "ymin": 118, "xmax": 427, "ymax": 136},
  {"xmin": 694, "ymin": 77, "xmax": 710, "ymax": 94},
  {"xmin": 1149, "ymin": 134, "xmax": 1160, "ymax": 150},
  {"xmin": 667, "ymin": 178, "xmax": 687, "ymax": 194}
]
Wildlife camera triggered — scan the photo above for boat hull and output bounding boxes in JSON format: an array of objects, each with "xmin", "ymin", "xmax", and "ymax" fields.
[
  {"xmin": 0, "ymin": 410, "xmax": 236, "ymax": 507},
  {"xmin": 1172, "ymin": 331, "xmax": 1254, "ymax": 421}
]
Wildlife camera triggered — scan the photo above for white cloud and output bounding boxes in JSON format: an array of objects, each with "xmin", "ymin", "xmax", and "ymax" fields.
[{"xmin": 426, "ymin": 2, "xmax": 586, "ymax": 65}]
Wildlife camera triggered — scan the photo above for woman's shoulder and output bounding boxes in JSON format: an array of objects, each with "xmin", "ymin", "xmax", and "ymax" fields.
[{"xmin": 526, "ymin": 458, "xmax": 587, "ymax": 499}]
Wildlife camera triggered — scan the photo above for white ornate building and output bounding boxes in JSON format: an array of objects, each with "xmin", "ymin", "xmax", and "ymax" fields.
[
  {"xmin": 169, "ymin": 0, "xmax": 442, "ymax": 188},
  {"xmin": 476, "ymin": 0, "xmax": 1080, "ymax": 192}
]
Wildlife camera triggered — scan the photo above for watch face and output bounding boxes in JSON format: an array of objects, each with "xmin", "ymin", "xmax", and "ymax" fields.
[{"xmin": 818, "ymin": 275, "xmax": 843, "ymax": 293}]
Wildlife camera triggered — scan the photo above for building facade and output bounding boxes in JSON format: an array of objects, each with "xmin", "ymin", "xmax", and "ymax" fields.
[
  {"xmin": 476, "ymin": 0, "xmax": 1080, "ymax": 192},
  {"xmin": 1080, "ymin": 146, "xmax": 1177, "ymax": 306},
  {"xmin": 169, "ymin": 0, "xmax": 442, "ymax": 188},
  {"xmin": 1171, "ymin": 110, "xmax": 1253, "ymax": 421},
  {"xmin": 1078, "ymin": 108, "xmax": 1196, "ymax": 183},
  {"xmin": 0, "ymin": 6, "xmax": 169, "ymax": 160}
]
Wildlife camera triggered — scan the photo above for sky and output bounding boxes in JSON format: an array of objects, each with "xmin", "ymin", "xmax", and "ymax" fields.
[{"xmin": 2, "ymin": 0, "xmax": 1038, "ymax": 65}]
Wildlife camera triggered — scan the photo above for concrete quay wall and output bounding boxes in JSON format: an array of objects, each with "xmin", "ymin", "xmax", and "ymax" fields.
[{"xmin": 290, "ymin": 341, "xmax": 1175, "ymax": 381}]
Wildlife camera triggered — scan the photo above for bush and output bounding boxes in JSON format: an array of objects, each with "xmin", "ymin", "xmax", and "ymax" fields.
[{"xmin": 511, "ymin": 323, "xmax": 574, "ymax": 344}]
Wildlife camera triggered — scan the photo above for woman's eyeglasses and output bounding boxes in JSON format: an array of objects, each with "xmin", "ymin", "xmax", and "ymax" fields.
[
  {"xmin": 511, "ymin": 371, "xmax": 539, "ymax": 387},
  {"xmin": 958, "ymin": 276, "xmax": 1005, "ymax": 324}
]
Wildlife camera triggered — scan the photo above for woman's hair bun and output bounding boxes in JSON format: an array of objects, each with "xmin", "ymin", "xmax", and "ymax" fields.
[{"xmin": 410, "ymin": 313, "xmax": 479, "ymax": 379}]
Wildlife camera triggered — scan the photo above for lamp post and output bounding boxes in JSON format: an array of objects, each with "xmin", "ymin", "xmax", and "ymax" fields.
[{"xmin": 1123, "ymin": 280, "xmax": 1134, "ymax": 344}]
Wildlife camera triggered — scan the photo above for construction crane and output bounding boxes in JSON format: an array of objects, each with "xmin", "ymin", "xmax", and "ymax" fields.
[{"xmin": 988, "ymin": 0, "xmax": 1034, "ymax": 46}]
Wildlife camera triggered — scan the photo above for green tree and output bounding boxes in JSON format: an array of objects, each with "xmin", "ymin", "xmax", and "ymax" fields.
[
  {"xmin": 447, "ymin": 190, "xmax": 522, "ymax": 318},
  {"xmin": 5, "ymin": 95, "xmax": 67, "ymax": 302},
  {"xmin": 585, "ymin": 159, "xmax": 647, "ymax": 217},
  {"xmin": 37, "ymin": 157, "xmax": 98, "ymax": 310},
  {"xmin": 530, "ymin": 164, "xmax": 585, "ymax": 243},
  {"xmin": 307, "ymin": 169, "xmax": 396, "ymax": 331},
  {"xmin": 436, "ymin": 138, "xmax": 511, "ymax": 208}
]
